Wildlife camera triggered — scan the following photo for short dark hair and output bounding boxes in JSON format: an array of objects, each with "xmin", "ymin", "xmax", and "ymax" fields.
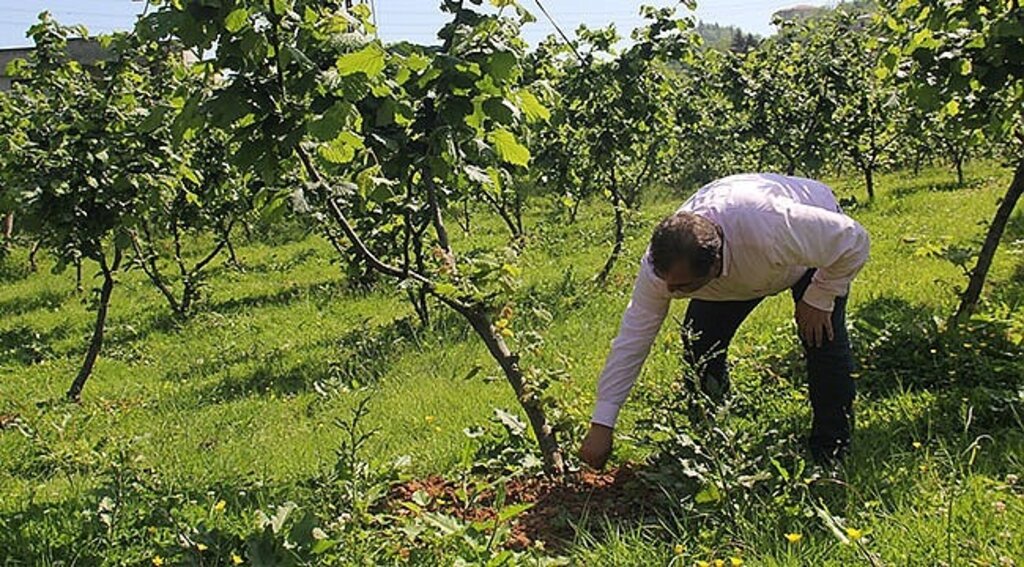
[{"xmin": 649, "ymin": 212, "xmax": 722, "ymax": 277}]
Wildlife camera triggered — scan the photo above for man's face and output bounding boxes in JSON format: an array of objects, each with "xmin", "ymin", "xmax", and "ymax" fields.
[{"xmin": 656, "ymin": 260, "xmax": 716, "ymax": 294}]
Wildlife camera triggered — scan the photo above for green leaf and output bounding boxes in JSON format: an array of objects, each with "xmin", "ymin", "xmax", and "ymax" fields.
[
  {"xmin": 318, "ymin": 131, "xmax": 364, "ymax": 164},
  {"xmin": 179, "ymin": 163, "xmax": 202, "ymax": 186},
  {"xmin": 114, "ymin": 231, "xmax": 133, "ymax": 252},
  {"xmin": 434, "ymin": 283, "xmax": 459, "ymax": 297},
  {"xmin": 496, "ymin": 502, "xmax": 533, "ymax": 523},
  {"xmin": 488, "ymin": 128, "xmax": 530, "ymax": 167},
  {"xmin": 224, "ymin": 8, "xmax": 249, "ymax": 33},
  {"xmin": 897, "ymin": 0, "xmax": 918, "ymax": 13},
  {"xmin": 404, "ymin": 52, "xmax": 431, "ymax": 72},
  {"xmin": 138, "ymin": 106, "xmax": 169, "ymax": 133},
  {"xmin": 272, "ymin": 0, "xmax": 291, "ymax": 15},
  {"xmin": 482, "ymin": 97, "xmax": 517, "ymax": 125},
  {"xmin": 307, "ymin": 101, "xmax": 357, "ymax": 141},
  {"xmin": 336, "ymin": 44, "xmax": 387, "ymax": 78},
  {"xmin": 906, "ymin": 28, "xmax": 940, "ymax": 54},
  {"xmin": 518, "ymin": 90, "xmax": 550, "ymax": 122},
  {"xmin": 310, "ymin": 539, "xmax": 338, "ymax": 555},
  {"xmin": 485, "ymin": 51, "xmax": 518, "ymax": 83},
  {"xmin": 695, "ymin": 483, "xmax": 721, "ymax": 504}
]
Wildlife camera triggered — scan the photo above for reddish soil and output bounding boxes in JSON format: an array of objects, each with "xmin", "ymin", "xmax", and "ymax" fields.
[
  {"xmin": 388, "ymin": 465, "xmax": 664, "ymax": 550},
  {"xmin": 0, "ymin": 413, "xmax": 20, "ymax": 430}
]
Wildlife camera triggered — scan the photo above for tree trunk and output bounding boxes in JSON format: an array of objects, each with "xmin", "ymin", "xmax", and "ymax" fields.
[
  {"xmin": 295, "ymin": 148, "xmax": 565, "ymax": 473},
  {"xmin": 954, "ymin": 153, "xmax": 965, "ymax": 187},
  {"xmin": 456, "ymin": 304, "xmax": 564, "ymax": 474},
  {"xmin": 130, "ymin": 230, "xmax": 181, "ymax": 316},
  {"xmin": 225, "ymin": 236, "xmax": 242, "ymax": 270},
  {"xmin": 864, "ymin": 167, "xmax": 875, "ymax": 201},
  {"xmin": 67, "ymin": 248, "xmax": 122, "ymax": 402},
  {"xmin": 180, "ymin": 236, "xmax": 230, "ymax": 317},
  {"xmin": 513, "ymin": 188, "xmax": 524, "ymax": 238},
  {"xmin": 411, "ymin": 232, "xmax": 431, "ymax": 327},
  {"xmin": 425, "ymin": 176, "xmax": 452, "ymax": 256},
  {"xmin": 595, "ymin": 179, "xmax": 625, "ymax": 284},
  {"xmin": 954, "ymin": 161, "xmax": 1024, "ymax": 323},
  {"xmin": 2, "ymin": 212, "xmax": 12, "ymax": 249},
  {"xmin": 28, "ymin": 240, "xmax": 41, "ymax": 272},
  {"xmin": 455, "ymin": 198, "xmax": 471, "ymax": 234},
  {"xmin": 218, "ymin": 220, "xmax": 243, "ymax": 270},
  {"xmin": 75, "ymin": 258, "xmax": 83, "ymax": 293},
  {"xmin": 481, "ymin": 190, "xmax": 522, "ymax": 240}
]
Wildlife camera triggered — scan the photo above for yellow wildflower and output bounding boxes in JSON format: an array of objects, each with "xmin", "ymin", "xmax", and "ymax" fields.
[
  {"xmin": 197, "ymin": 543, "xmax": 208, "ymax": 551},
  {"xmin": 912, "ymin": 441, "xmax": 922, "ymax": 449},
  {"xmin": 846, "ymin": 527, "xmax": 863, "ymax": 541},
  {"xmin": 673, "ymin": 543, "xmax": 684, "ymax": 555},
  {"xmin": 152, "ymin": 557, "xmax": 164, "ymax": 567},
  {"xmin": 730, "ymin": 558, "xmax": 744, "ymax": 566},
  {"xmin": 424, "ymin": 415, "xmax": 436, "ymax": 424},
  {"xmin": 696, "ymin": 561, "xmax": 710, "ymax": 567},
  {"xmin": 714, "ymin": 560, "xmax": 725, "ymax": 567},
  {"xmin": 214, "ymin": 500, "xmax": 227, "ymax": 513},
  {"xmin": 231, "ymin": 553, "xmax": 244, "ymax": 565},
  {"xmin": 785, "ymin": 533, "xmax": 803, "ymax": 544}
]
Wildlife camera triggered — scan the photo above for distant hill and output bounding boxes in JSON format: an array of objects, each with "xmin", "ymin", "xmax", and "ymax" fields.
[
  {"xmin": 696, "ymin": 21, "xmax": 761, "ymax": 53},
  {"xmin": 771, "ymin": 4, "xmax": 831, "ymax": 23},
  {"xmin": 772, "ymin": 1, "xmax": 876, "ymax": 25},
  {"xmin": 696, "ymin": 1, "xmax": 875, "ymax": 52}
]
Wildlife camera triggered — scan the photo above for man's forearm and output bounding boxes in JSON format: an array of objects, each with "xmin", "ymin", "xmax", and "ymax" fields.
[{"xmin": 592, "ymin": 263, "xmax": 670, "ymax": 428}]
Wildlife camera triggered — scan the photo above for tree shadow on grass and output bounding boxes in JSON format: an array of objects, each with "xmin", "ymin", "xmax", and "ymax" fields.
[
  {"xmin": 0, "ymin": 254, "xmax": 33, "ymax": 284},
  {"xmin": 201, "ymin": 245, "xmax": 323, "ymax": 279},
  {"xmin": 0, "ymin": 324, "xmax": 72, "ymax": 367},
  {"xmin": 849, "ymin": 295, "xmax": 1022, "ymax": 397},
  {"xmin": 204, "ymin": 279, "xmax": 353, "ymax": 314},
  {"xmin": 182, "ymin": 313, "xmax": 476, "ymax": 408},
  {"xmin": 889, "ymin": 177, "xmax": 983, "ymax": 199},
  {"xmin": 990, "ymin": 259, "xmax": 1024, "ymax": 308},
  {"xmin": 0, "ymin": 289, "xmax": 70, "ymax": 318}
]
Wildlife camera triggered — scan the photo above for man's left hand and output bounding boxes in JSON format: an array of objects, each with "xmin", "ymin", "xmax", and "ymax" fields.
[{"xmin": 795, "ymin": 299, "xmax": 833, "ymax": 348}]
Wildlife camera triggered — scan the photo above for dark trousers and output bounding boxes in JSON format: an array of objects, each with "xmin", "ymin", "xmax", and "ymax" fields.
[{"xmin": 681, "ymin": 269, "xmax": 855, "ymax": 461}]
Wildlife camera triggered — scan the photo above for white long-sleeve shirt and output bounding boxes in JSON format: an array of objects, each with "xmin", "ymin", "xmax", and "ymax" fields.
[{"xmin": 591, "ymin": 173, "xmax": 870, "ymax": 428}]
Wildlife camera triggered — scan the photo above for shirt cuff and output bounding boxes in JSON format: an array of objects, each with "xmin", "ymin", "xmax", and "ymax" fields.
[
  {"xmin": 801, "ymin": 282, "xmax": 835, "ymax": 312},
  {"xmin": 591, "ymin": 400, "xmax": 621, "ymax": 429}
]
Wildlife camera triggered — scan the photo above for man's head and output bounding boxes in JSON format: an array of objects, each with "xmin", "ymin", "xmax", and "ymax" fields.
[{"xmin": 649, "ymin": 212, "xmax": 723, "ymax": 294}]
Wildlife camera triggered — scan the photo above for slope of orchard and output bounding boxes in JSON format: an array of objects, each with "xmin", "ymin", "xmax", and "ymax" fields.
[{"xmin": 1, "ymin": 161, "xmax": 1023, "ymax": 564}]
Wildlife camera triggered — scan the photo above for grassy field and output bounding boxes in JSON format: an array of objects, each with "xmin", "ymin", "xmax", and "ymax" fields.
[{"xmin": 2, "ymin": 161, "xmax": 1023, "ymax": 565}]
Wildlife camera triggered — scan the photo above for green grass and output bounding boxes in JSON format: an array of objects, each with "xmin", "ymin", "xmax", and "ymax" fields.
[{"xmin": 2, "ymin": 161, "xmax": 1023, "ymax": 565}]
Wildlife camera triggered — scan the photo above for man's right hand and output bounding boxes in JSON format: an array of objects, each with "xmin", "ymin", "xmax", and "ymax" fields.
[{"xmin": 580, "ymin": 423, "xmax": 614, "ymax": 469}]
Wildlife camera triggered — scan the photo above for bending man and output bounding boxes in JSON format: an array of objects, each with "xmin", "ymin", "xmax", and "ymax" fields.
[{"xmin": 580, "ymin": 173, "xmax": 870, "ymax": 468}]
